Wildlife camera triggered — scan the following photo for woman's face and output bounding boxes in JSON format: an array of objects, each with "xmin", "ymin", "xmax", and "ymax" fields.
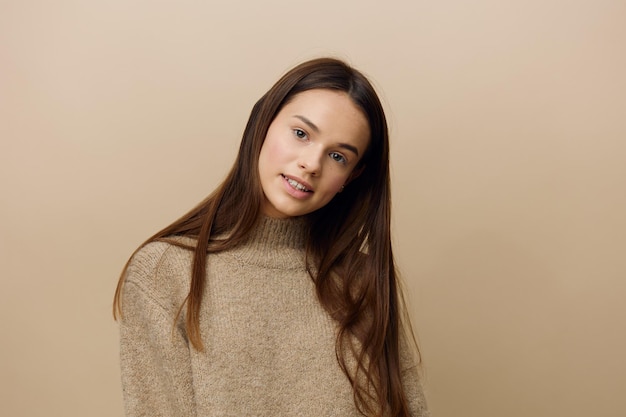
[{"xmin": 258, "ymin": 89, "xmax": 370, "ymax": 218}]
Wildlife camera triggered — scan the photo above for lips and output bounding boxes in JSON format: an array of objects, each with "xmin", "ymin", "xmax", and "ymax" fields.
[{"xmin": 281, "ymin": 174, "xmax": 313, "ymax": 193}]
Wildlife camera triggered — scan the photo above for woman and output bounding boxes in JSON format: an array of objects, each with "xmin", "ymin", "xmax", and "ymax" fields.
[{"xmin": 114, "ymin": 57, "xmax": 429, "ymax": 417}]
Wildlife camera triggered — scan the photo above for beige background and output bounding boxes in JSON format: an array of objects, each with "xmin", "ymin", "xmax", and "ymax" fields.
[{"xmin": 1, "ymin": 1, "xmax": 625, "ymax": 416}]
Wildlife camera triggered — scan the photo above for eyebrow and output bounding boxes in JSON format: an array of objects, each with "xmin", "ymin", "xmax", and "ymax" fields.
[
  {"xmin": 294, "ymin": 115, "xmax": 320, "ymax": 133},
  {"xmin": 293, "ymin": 115, "xmax": 360, "ymax": 157}
]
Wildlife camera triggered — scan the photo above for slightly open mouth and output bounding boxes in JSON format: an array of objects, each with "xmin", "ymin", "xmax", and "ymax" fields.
[{"xmin": 282, "ymin": 175, "xmax": 312, "ymax": 192}]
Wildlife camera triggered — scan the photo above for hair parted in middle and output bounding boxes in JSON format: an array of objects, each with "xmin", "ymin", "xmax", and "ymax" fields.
[{"xmin": 114, "ymin": 57, "xmax": 417, "ymax": 417}]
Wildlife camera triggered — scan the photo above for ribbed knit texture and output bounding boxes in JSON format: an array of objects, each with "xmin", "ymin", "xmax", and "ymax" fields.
[{"xmin": 119, "ymin": 216, "xmax": 429, "ymax": 417}]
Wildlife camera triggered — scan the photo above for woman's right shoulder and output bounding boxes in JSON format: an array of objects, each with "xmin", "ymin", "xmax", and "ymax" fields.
[{"xmin": 123, "ymin": 237, "xmax": 197, "ymax": 305}]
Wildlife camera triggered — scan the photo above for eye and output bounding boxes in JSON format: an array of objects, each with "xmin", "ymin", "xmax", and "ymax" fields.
[
  {"xmin": 293, "ymin": 128, "xmax": 308, "ymax": 140},
  {"xmin": 329, "ymin": 152, "xmax": 347, "ymax": 165}
]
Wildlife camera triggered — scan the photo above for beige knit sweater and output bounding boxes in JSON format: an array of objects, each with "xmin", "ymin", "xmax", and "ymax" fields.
[{"xmin": 119, "ymin": 216, "xmax": 429, "ymax": 417}]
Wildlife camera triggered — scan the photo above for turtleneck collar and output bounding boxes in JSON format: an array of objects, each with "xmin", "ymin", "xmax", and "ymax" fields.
[{"xmin": 226, "ymin": 216, "xmax": 310, "ymax": 270}]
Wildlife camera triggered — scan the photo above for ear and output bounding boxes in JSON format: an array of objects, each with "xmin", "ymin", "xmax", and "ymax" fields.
[{"xmin": 346, "ymin": 164, "xmax": 366, "ymax": 185}]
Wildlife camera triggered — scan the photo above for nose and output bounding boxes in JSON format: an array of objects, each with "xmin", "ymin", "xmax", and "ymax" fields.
[{"xmin": 298, "ymin": 147, "xmax": 323, "ymax": 176}]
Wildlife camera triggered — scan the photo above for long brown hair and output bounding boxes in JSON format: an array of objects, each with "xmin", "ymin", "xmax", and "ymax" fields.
[{"xmin": 113, "ymin": 57, "xmax": 419, "ymax": 417}]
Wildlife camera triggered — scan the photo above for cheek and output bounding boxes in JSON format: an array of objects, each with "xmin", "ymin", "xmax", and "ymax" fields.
[
  {"xmin": 259, "ymin": 144, "xmax": 277, "ymax": 174},
  {"xmin": 260, "ymin": 133, "xmax": 290, "ymax": 168},
  {"xmin": 324, "ymin": 171, "xmax": 351, "ymax": 193}
]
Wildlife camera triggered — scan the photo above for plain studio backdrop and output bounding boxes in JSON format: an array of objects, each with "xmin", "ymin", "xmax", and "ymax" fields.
[{"xmin": 1, "ymin": 1, "xmax": 625, "ymax": 416}]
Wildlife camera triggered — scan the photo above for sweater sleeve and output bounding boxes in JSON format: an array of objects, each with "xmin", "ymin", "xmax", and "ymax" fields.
[
  {"xmin": 399, "ymin": 331, "xmax": 431, "ymax": 417},
  {"xmin": 118, "ymin": 247, "xmax": 197, "ymax": 417},
  {"xmin": 402, "ymin": 363, "xmax": 431, "ymax": 417}
]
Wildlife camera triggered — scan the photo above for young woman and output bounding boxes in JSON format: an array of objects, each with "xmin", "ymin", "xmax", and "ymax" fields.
[{"xmin": 114, "ymin": 57, "xmax": 429, "ymax": 417}]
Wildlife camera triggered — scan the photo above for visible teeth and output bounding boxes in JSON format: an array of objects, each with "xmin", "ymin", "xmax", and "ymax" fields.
[{"xmin": 286, "ymin": 177, "xmax": 309, "ymax": 192}]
